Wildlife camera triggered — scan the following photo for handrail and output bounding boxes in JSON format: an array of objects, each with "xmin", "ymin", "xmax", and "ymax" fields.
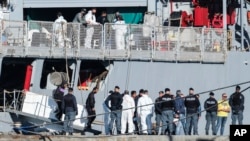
[{"xmin": 0, "ymin": 20, "xmax": 229, "ymax": 62}]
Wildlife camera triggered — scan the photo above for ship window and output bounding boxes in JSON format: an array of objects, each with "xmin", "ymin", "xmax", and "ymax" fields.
[
  {"xmin": 78, "ymin": 60, "xmax": 109, "ymax": 91},
  {"xmin": 40, "ymin": 59, "xmax": 76, "ymax": 89}
]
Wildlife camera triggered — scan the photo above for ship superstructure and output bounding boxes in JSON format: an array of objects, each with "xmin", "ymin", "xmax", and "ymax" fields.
[{"xmin": 0, "ymin": 0, "xmax": 249, "ymax": 136}]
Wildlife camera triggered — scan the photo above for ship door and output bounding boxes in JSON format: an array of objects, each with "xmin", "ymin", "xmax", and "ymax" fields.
[{"xmin": 0, "ymin": 58, "xmax": 35, "ymax": 109}]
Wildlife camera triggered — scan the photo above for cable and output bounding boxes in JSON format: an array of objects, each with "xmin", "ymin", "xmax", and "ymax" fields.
[{"xmin": 2, "ymin": 81, "xmax": 250, "ymax": 135}]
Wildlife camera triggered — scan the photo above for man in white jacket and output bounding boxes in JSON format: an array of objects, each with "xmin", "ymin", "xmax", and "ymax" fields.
[
  {"xmin": 121, "ymin": 90, "xmax": 135, "ymax": 134},
  {"xmin": 112, "ymin": 15, "xmax": 127, "ymax": 50},
  {"xmin": 53, "ymin": 12, "xmax": 67, "ymax": 48},
  {"xmin": 137, "ymin": 90, "xmax": 154, "ymax": 135},
  {"xmin": 84, "ymin": 8, "xmax": 100, "ymax": 48}
]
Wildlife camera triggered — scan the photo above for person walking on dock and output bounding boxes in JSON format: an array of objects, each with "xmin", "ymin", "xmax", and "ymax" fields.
[
  {"xmin": 82, "ymin": 87, "xmax": 99, "ymax": 135},
  {"xmin": 61, "ymin": 88, "xmax": 78, "ymax": 135}
]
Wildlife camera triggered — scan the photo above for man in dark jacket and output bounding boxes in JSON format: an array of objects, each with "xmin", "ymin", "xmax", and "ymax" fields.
[
  {"xmin": 105, "ymin": 86, "xmax": 123, "ymax": 135},
  {"xmin": 229, "ymin": 85, "xmax": 244, "ymax": 125},
  {"xmin": 204, "ymin": 92, "xmax": 218, "ymax": 135},
  {"xmin": 53, "ymin": 83, "xmax": 67, "ymax": 121},
  {"xmin": 155, "ymin": 91, "xmax": 164, "ymax": 135},
  {"xmin": 160, "ymin": 88, "xmax": 175, "ymax": 135},
  {"xmin": 184, "ymin": 87, "xmax": 200, "ymax": 135},
  {"xmin": 84, "ymin": 87, "xmax": 99, "ymax": 130},
  {"xmin": 97, "ymin": 10, "xmax": 109, "ymax": 25},
  {"xmin": 61, "ymin": 88, "xmax": 78, "ymax": 135}
]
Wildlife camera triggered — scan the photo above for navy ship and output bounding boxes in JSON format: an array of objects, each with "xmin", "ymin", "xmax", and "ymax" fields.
[{"xmin": 0, "ymin": 0, "xmax": 249, "ymax": 136}]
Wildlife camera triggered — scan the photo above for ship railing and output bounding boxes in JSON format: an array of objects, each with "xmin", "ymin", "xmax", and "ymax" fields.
[
  {"xmin": 0, "ymin": 20, "xmax": 229, "ymax": 62},
  {"xmin": 153, "ymin": 26, "xmax": 179, "ymax": 61},
  {"xmin": 200, "ymin": 28, "xmax": 227, "ymax": 63},
  {"xmin": 78, "ymin": 24, "xmax": 104, "ymax": 59},
  {"xmin": 3, "ymin": 89, "xmax": 23, "ymax": 112},
  {"xmin": 0, "ymin": 20, "xmax": 27, "ymax": 56}
]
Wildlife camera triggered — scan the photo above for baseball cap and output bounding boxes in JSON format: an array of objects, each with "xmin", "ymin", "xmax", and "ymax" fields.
[{"xmin": 209, "ymin": 92, "xmax": 214, "ymax": 96}]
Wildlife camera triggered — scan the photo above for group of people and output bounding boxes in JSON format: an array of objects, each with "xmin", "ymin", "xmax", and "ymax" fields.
[
  {"xmin": 53, "ymin": 83, "xmax": 245, "ymax": 136},
  {"xmin": 53, "ymin": 8, "xmax": 127, "ymax": 49},
  {"xmin": 101, "ymin": 85, "xmax": 244, "ymax": 136}
]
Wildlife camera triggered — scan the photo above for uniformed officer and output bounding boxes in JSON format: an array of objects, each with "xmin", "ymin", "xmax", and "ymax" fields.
[
  {"xmin": 204, "ymin": 92, "xmax": 218, "ymax": 135},
  {"xmin": 184, "ymin": 88, "xmax": 200, "ymax": 135}
]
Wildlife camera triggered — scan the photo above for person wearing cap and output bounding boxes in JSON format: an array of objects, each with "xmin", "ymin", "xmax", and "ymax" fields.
[
  {"xmin": 160, "ymin": 88, "xmax": 175, "ymax": 135},
  {"xmin": 105, "ymin": 86, "xmax": 123, "ymax": 135},
  {"xmin": 184, "ymin": 87, "xmax": 200, "ymax": 135},
  {"xmin": 73, "ymin": 8, "xmax": 87, "ymax": 24},
  {"xmin": 61, "ymin": 88, "xmax": 78, "ymax": 135},
  {"xmin": 137, "ymin": 90, "xmax": 154, "ymax": 135},
  {"xmin": 229, "ymin": 85, "xmax": 244, "ymax": 125},
  {"xmin": 216, "ymin": 93, "xmax": 230, "ymax": 135},
  {"xmin": 154, "ymin": 91, "xmax": 164, "ymax": 135},
  {"xmin": 174, "ymin": 90, "xmax": 186, "ymax": 132},
  {"xmin": 121, "ymin": 90, "xmax": 135, "ymax": 134},
  {"xmin": 204, "ymin": 91, "xmax": 218, "ymax": 135},
  {"xmin": 82, "ymin": 87, "xmax": 99, "ymax": 135}
]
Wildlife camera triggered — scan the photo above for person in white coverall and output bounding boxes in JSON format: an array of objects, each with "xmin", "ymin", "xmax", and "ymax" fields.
[
  {"xmin": 112, "ymin": 15, "xmax": 127, "ymax": 50},
  {"xmin": 53, "ymin": 12, "xmax": 67, "ymax": 48},
  {"xmin": 121, "ymin": 90, "xmax": 135, "ymax": 134},
  {"xmin": 137, "ymin": 90, "xmax": 154, "ymax": 135},
  {"xmin": 84, "ymin": 8, "xmax": 100, "ymax": 48}
]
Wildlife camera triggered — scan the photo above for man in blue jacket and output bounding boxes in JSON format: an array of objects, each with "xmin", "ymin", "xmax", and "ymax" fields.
[{"xmin": 174, "ymin": 90, "xmax": 186, "ymax": 132}]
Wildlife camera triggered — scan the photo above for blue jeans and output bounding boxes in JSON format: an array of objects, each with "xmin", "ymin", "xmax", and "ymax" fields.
[
  {"xmin": 179, "ymin": 113, "xmax": 186, "ymax": 132},
  {"xmin": 185, "ymin": 113, "xmax": 198, "ymax": 135},
  {"xmin": 205, "ymin": 111, "xmax": 217, "ymax": 135},
  {"xmin": 161, "ymin": 110, "xmax": 174, "ymax": 134},
  {"xmin": 155, "ymin": 113, "xmax": 163, "ymax": 134},
  {"xmin": 231, "ymin": 110, "xmax": 243, "ymax": 125},
  {"xmin": 109, "ymin": 110, "xmax": 122, "ymax": 134},
  {"xmin": 146, "ymin": 113, "xmax": 153, "ymax": 134},
  {"xmin": 216, "ymin": 116, "xmax": 227, "ymax": 135},
  {"xmin": 63, "ymin": 111, "xmax": 76, "ymax": 133}
]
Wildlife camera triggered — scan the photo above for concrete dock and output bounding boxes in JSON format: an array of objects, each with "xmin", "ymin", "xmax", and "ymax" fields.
[{"xmin": 0, "ymin": 135, "xmax": 229, "ymax": 141}]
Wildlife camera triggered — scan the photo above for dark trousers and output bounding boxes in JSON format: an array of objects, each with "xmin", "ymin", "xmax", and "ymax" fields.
[
  {"xmin": 133, "ymin": 115, "xmax": 139, "ymax": 134},
  {"xmin": 56, "ymin": 101, "xmax": 63, "ymax": 120},
  {"xmin": 86, "ymin": 108, "xmax": 96, "ymax": 128}
]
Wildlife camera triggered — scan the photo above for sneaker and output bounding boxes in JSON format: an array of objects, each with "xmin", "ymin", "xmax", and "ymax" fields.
[
  {"xmin": 60, "ymin": 131, "xmax": 66, "ymax": 135},
  {"xmin": 81, "ymin": 131, "xmax": 86, "ymax": 135}
]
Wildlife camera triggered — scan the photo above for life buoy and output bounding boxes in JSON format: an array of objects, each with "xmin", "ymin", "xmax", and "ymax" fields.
[{"xmin": 212, "ymin": 14, "xmax": 223, "ymax": 28}]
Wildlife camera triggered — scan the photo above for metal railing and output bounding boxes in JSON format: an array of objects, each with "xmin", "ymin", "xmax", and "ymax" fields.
[{"xmin": 0, "ymin": 20, "xmax": 229, "ymax": 62}]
